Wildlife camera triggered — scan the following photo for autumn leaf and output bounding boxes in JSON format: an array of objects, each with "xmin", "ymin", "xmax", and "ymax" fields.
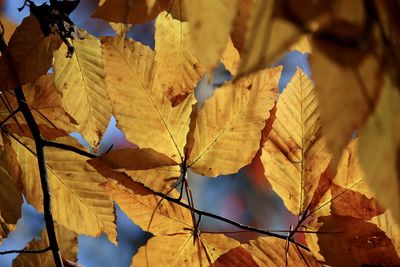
[
  {"xmin": 358, "ymin": 75, "xmax": 400, "ymax": 223},
  {"xmin": 0, "ymin": 74, "xmax": 77, "ymax": 140},
  {"xmin": 220, "ymin": 38, "xmax": 240, "ymax": 76},
  {"xmin": 211, "ymin": 246, "xmax": 259, "ymax": 267},
  {"xmin": 230, "ymin": 0, "xmax": 254, "ymax": 55},
  {"xmin": 310, "ymin": 34, "xmax": 383, "ymax": 168},
  {"xmin": 0, "ymin": 165, "xmax": 22, "ymax": 225},
  {"xmin": 236, "ymin": 0, "xmax": 304, "ymax": 78},
  {"xmin": 54, "ymin": 30, "xmax": 112, "ymax": 150},
  {"xmin": 1, "ymin": 134, "xmax": 117, "ymax": 243},
  {"xmin": 101, "ymin": 179, "xmax": 240, "ymax": 266},
  {"xmin": 0, "ymin": 15, "xmax": 61, "ymax": 90},
  {"xmin": 369, "ymin": 210, "xmax": 400, "ymax": 255},
  {"xmin": 12, "ymin": 224, "xmax": 79, "ymax": 267},
  {"xmin": 306, "ymin": 215, "xmax": 400, "ymax": 267},
  {"xmin": 155, "ymin": 11, "xmax": 204, "ymax": 106},
  {"xmin": 90, "ymin": 148, "xmax": 181, "ymax": 193},
  {"xmin": 310, "ymin": 139, "xmax": 384, "ymax": 220},
  {"xmin": 92, "ymin": 0, "xmax": 170, "ymax": 25},
  {"xmin": 261, "ymin": 67, "xmax": 331, "ymax": 216},
  {"xmin": 188, "ymin": 66, "xmax": 281, "ymax": 177},
  {"xmin": 187, "ymin": 0, "xmax": 237, "ymax": 73},
  {"xmin": 102, "ymin": 36, "xmax": 196, "ymax": 165}
]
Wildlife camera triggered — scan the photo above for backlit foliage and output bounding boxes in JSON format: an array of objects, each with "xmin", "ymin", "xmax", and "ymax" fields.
[{"xmin": 0, "ymin": 0, "xmax": 399, "ymax": 266}]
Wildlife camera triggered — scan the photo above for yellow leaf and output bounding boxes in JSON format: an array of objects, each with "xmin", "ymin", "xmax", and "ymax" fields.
[
  {"xmin": 236, "ymin": 1, "xmax": 303, "ymax": 78},
  {"xmin": 12, "ymin": 224, "xmax": 78, "ymax": 267},
  {"xmin": 102, "ymin": 36, "xmax": 196, "ymax": 164},
  {"xmin": 90, "ymin": 148, "xmax": 181, "ymax": 192},
  {"xmin": 244, "ymin": 237, "xmax": 319, "ymax": 266},
  {"xmin": 311, "ymin": 139, "xmax": 384, "ymax": 220},
  {"xmin": 155, "ymin": 12, "xmax": 204, "ymax": 106},
  {"xmin": 358, "ymin": 76, "xmax": 400, "ymax": 223},
  {"xmin": 0, "ymin": 165, "xmax": 22, "ymax": 225},
  {"xmin": 92, "ymin": 0, "xmax": 170, "ymax": 25},
  {"xmin": 101, "ymin": 180, "xmax": 239, "ymax": 266},
  {"xmin": 311, "ymin": 35, "xmax": 383, "ymax": 168},
  {"xmin": 1, "ymin": 134, "xmax": 117, "ymax": 243},
  {"xmin": 220, "ymin": 37, "xmax": 240, "ymax": 76},
  {"xmin": 109, "ymin": 22, "xmax": 132, "ymax": 36},
  {"xmin": 188, "ymin": 66, "xmax": 281, "ymax": 176},
  {"xmin": 54, "ymin": 31, "xmax": 112, "ymax": 150},
  {"xmin": 187, "ymin": 0, "xmax": 238, "ymax": 72},
  {"xmin": 0, "ymin": 15, "xmax": 61, "ymax": 90},
  {"xmin": 261, "ymin": 67, "xmax": 331, "ymax": 215},
  {"xmin": 0, "ymin": 75, "xmax": 77, "ymax": 140}
]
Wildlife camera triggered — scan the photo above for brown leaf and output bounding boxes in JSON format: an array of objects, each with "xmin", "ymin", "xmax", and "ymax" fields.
[
  {"xmin": 0, "ymin": 15, "xmax": 61, "ymax": 90},
  {"xmin": 306, "ymin": 215, "xmax": 400, "ymax": 267}
]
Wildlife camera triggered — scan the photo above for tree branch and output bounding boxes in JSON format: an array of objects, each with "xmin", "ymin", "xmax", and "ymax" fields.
[
  {"xmin": 0, "ymin": 247, "xmax": 51, "ymax": 255},
  {"xmin": 43, "ymin": 139, "xmax": 96, "ymax": 158}
]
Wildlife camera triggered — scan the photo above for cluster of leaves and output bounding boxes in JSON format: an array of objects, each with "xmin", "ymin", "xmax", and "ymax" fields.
[{"xmin": 0, "ymin": 0, "xmax": 399, "ymax": 266}]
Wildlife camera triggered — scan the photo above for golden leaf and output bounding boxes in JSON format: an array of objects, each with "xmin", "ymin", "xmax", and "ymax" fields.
[
  {"xmin": 187, "ymin": 0, "xmax": 238, "ymax": 72},
  {"xmin": 109, "ymin": 22, "xmax": 132, "ymax": 37},
  {"xmin": 90, "ymin": 148, "xmax": 181, "ymax": 192},
  {"xmin": 220, "ymin": 37, "xmax": 240, "ymax": 76},
  {"xmin": 0, "ymin": 165, "xmax": 22, "ymax": 225},
  {"xmin": 54, "ymin": 31, "xmax": 112, "ymax": 149},
  {"xmin": 261, "ymin": 67, "xmax": 331, "ymax": 215},
  {"xmin": 236, "ymin": 1, "xmax": 303, "ymax": 78},
  {"xmin": 369, "ymin": 210, "xmax": 400, "ymax": 256},
  {"xmin": 244, "ymin": 237, "xmax": 318, "ymax": 266},
  {"xmin": 358, "ymin": 75, "xmax": 400, "ymax": 222},
  {"xmin": 0, "ymin": 74, "xmax": 77, "ymax": 140},
  {"xmin": 188, "ymin": 66, "xmax": 281, "ymax": 177},
  {"xmin": 101, "ymin": 180, "xmax": 239, "ymax": 267},
  {"xmin": 311, "ymin": 139, "xmax": 384, "ymax": 220},
  {"xmin": 311, "ymin": 36, "xmax": 383, "ymax": 168},
  {"xmin": 12, "ymin": 224, "xmax": 79, "ymax": 267},
  {"xmin": 92, "ymin": 0, "xmax": 170, "ymax": 25},
  {"xmin": 102, "ymin": 36, "xmax": 196, "ymax": 164},
  {"xmin": 211, "ymin": 246, "xmax": 259, "ymax": 267},
  {"xmin": 0, "ymin": 15, "xmax": 61, "ymax": 90},
  {"xmin": 1, "ymin": 134, "xmax": 117, "ymax": 243},
  {"xmin": 155, "ymin": 12, "xmax": 204, "ymax": 106}
]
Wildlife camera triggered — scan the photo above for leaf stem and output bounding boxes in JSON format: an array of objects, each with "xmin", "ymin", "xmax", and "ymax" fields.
[{"xmin": 0, "ymin": 247, "xmax": 51, "ymax": 255}]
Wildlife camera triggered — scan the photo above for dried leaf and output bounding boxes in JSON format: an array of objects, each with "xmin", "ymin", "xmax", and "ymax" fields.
[
  {"xmin": 358, "ymin": 75, "xmax": 400, "ymax": 222},
  {"xmin": 236, "ymin": 1, "xmax": 303, "ymax": 78},
  {"xmin": 230, "ymin": 0, "xmax": 254, "ymax": 54},
  {"xmin": 54, "ymin": 31, "xmax": 112, "ymax": 150},
  {"xmin": 1, "ymin": 134, "xmax": 117, "ymax": 243},
  {"xmin": 369, "ymin": 210, "xmax": 400, "ymax": 256},
  {"xmin": 102, "ymin": 36, "xmax": 196, "ymax": 164},
  {"xmin": 12, "ymin": 224, "xmax": 78, "ymax": 267},
  {"xmin": 155, "ymin": 12, "xmax": 204, "ymax": 106},
  {"xmin": 244, "ymin": 237, "xmax": 318, "ymax": 266},
  {"xmin": 220, "ymin": 37, "xmax": 240, "ymax": 76},
  {"xmin": 187, "ymin": 0, "xmax": 237, "ymax": 72},
  {"xmin": 211, "ymin": 246, "xmax": 259, "ymax": 267},
  {"xmin": 188, "ymin": 66, "xmax": 281, "ymax": 176},
  {"xmin": 0, "ymin": 15, "xmax": 61, "ymax": 90},
  {"xmin": 261, "ymin": 67, "xmax": 331, "ymax": 215},
  {"xmin": 101, "ymin": 180, "xmax": 240, "ymax": 266},
  {"xmin": 311, "ymin": 35, "xmax": 383, "ymax": 168},
  {"xmin": 0, "ymin": 165, "xmax": 22, "ymax": 225},
  {"xmin": 306, "ymin": 215, "xmax": 400, "ymax": 267},
  {"xmin": 92, "ymin": 0, "xmax": 170, "ymax": 25}
]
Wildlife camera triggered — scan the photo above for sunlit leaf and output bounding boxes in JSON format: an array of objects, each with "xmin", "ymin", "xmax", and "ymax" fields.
[
  {"xmin": 306, "ymin": 215, "xmax": 400, "ymax": 266},
  {"xmin": 92, "ymin": 0, "xmax": 170, "ymax": 25},
  {"xmin": 1, "ymin": 134, "xmax": 117, "ymax": 243},
  {"xmin": 102, "ymin": 36, "xmax": 196, "ymax": 164},
  {"xmin": 188, "ymin": 66, "xmax": 281, "ymax": 176},
  {"xmin": 220, "ymin": 38, "xmax": 240, "ymax": 76},
  {"xmin": 101, "ymin": 180, "xmax": 240, "ymax": 266},
  {"xmin": 0, "ymin": 15, "xmax": 61, "ymax": 90},
  {"xmin": 261, "ymin": 67, "xmax": 331, "ymax": 215},
  {"xmin": 54, "ymin": 31, "xmax": 112, "ymax": 150},
  {"xmin": 12, "ymin": 224, "xmax": 78, "ymax": 267},
  {"xmin": 155, "ymin": 11, "xmax": 204, "ymax": 106},
  {"xmin": 187, "ymin": 0, "xmax": 237, "ymax": 73},
  {"xmin": 369, "ymin": 210, "xmax": 400, "ymax": 256},
  {"xmin": 358, "ymin": 75, "xmax": 400, "ymax": 222},
  {"xmin": 0, "ymin": 165, "xmax": 22, "ymax": 225}
]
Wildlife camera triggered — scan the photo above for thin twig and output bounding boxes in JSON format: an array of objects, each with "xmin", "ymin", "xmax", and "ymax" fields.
[
  {"xmin": 43, "ymin": 139, "xmax": 96, "ymax": 158},
  {"xmin": 0, "ymin": 247, "xmax": 51, "ymax": 255}
]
